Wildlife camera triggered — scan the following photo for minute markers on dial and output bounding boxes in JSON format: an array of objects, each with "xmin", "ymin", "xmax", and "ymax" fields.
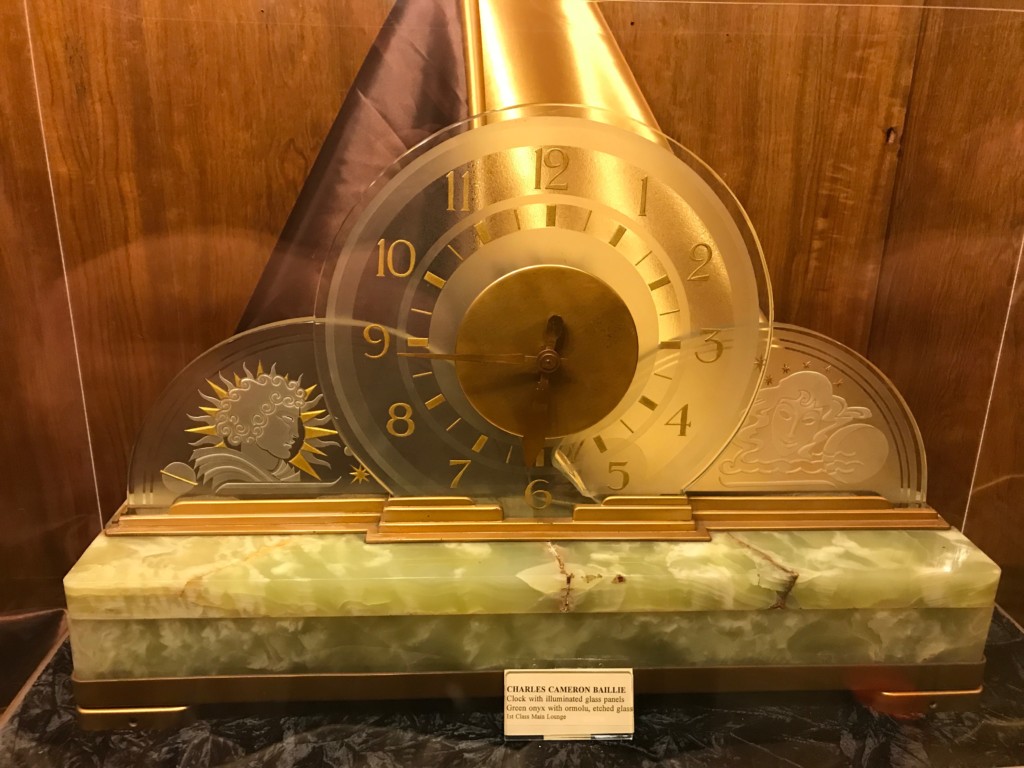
[
  {"xmin": 424, "ymin": 271, "xmax": 447, "ymax": 289},
  {"xmin": 647, "ymin": 275, "xmax": 670, "ymax": 292},
  {"xmin": 447, "ymin": 244, "xmax": 464, "ymax": 261},
  {"xmin": 321, "ymin": 108, "xmax": 770, "ymax": 503},
  {"xmin": 474, "ymin": 221, "xmax": 492, "ymax": 244}
]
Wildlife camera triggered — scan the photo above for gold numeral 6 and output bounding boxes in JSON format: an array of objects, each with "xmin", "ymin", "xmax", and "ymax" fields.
[{"xmin": 525, "ymin": 478, "xmax": 553, "ymax": 510}]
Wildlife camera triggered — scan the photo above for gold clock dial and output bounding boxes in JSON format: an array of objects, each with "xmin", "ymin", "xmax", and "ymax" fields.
[
  {"xmin": 453, "ymin": 264, "xmax": 639, "ymax": 442},
  {"xmin": 317, "ymin": 105, "xmax": 771, "ymax": 513}
]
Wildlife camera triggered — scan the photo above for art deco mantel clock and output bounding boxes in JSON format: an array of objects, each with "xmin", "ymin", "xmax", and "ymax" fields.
[{"xmin": 64, "ymin": 0, "xmax": 999, "ymax": 729}]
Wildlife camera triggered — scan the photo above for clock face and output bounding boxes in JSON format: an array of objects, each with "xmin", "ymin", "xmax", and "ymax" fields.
[{"xmin": 318, "ymin": 105, "xmax": 771, "ymax": 514}]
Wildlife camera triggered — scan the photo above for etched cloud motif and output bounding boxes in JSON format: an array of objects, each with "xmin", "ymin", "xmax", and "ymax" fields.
[{"xmin": 720, "ymin": 371, "xmax": 888, "ymax": 489}]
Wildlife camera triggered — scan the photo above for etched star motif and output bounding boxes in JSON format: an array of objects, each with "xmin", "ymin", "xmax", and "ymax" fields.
[
  {"xmin": 754, "ymin": 355, "xmax": 766, "ymax": 371},
  {"xmin": 349, "ymin": 464, "xmax": 371, "ymax": 484},
  {"xmin": 781, "ymin": 363, "xmax": 791, "ymax": 375},
  {"xmin": 764, "ymin": 374, "xmax": 774, "ymax": 386}
]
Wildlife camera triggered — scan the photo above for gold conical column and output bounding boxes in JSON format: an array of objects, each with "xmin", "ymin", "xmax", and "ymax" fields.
[{"xmin": 463, "ymin": 0, "xmax": 660, "ymax": 132}]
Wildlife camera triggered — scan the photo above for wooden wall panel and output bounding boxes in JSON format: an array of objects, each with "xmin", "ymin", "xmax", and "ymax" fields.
[
  {"xmin": 867, "ymin": 9, "xmax": 1024, "ymax": 529},
  {"xmin": 602, "ymin": 3, "xmax": 921, "ymax": 353},
  {"xmin": 27, "ymin": 0, "xmax": 392, "ymax": 517},
  {"xmin": 950, "ymin": 10, "xmax": 1024, "ymax": 623},
  {"xmin": 7, "ymin": 0, "xmax": 1023, "ymax": 620},
  {"xmin": 0, "ymin": 1, "xmax": 100, "ymax": 609},
  {"xmin": 966, "ymin": 264, "xmax": 1024, "ymax": 622}
]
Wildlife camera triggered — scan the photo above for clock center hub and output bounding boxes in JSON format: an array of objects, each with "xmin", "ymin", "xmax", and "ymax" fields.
[
  {"xmin": 536, "ymin": 347, "xmax": 561, "ymax": 374},
  {"xmin": 454, "ymin": 265, "xmax": 639, "ymax": 439}
]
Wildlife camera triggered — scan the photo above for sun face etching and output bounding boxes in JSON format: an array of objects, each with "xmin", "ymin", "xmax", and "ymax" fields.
[
  {"xmin": 176, "ymin": 363, "xmax": 339, "ymax": 492},
  {"xmin": 720, "ymin": 370, "xmax": 888, "ymax": 487}
]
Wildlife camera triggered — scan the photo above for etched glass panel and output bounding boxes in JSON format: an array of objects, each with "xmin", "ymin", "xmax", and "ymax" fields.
[
  {"xmin": 126, "ymin": 319, "xmax": 383, "ymax": 513},
  {"xmin": 692, "ymin": 324, "xmax": 926, "ymax": 505}
]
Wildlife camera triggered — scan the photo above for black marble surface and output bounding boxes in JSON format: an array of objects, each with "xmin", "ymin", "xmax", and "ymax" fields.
[
  {"xmin": 2, "ymin": 610, "xmax": 1023, "ymax": 768},
  {"xmin": 0, "ymin": 609, "xmax": 65, "ymax": 713}
]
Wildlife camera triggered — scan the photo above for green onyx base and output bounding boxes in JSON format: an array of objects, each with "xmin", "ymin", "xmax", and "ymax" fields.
[{"xmin": 63, "ymin": 528, "xmax": 1000, "ymax": 681}]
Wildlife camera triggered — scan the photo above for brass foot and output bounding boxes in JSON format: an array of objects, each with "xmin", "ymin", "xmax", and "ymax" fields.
[
  {"xmin": 76, "ymin": 705, "xmax": 196, "ymax": 731},
  {"xmin": 859, "ymin": 686, "xmax": 983, "ymax": 717}
]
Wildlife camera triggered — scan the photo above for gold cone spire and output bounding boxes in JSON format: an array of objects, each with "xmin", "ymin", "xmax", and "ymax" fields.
[{"xmin": 466, "ymin": 0, "xmax": 660, "ymax": 135}]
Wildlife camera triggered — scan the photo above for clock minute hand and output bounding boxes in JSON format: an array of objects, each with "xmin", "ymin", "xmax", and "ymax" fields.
[
  {"xmin": 522, "ymin": 315, "xmax": 566, "ymax": 467},
  {"xmin": 397, "ymin": 351, "xmax": 535, "ymax": 365}
]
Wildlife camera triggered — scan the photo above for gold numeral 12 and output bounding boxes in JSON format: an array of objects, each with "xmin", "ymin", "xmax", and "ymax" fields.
[{"xmin": 446, "ymin": 170, "xmax": 471, "ymax": 212}]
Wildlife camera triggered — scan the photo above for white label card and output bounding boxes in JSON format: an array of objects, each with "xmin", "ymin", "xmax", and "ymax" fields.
[{"xmin": 503, "ymin": 668, "xmax": 634, "ymax": 740}]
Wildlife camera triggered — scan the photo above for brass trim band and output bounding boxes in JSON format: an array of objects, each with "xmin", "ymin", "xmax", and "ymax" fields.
[
  {"xmin": 107, "ymin": 493, "xmax": 948, "ymax": 537},
  {"xmin": 72, "ymin": 661, "xmax": 984, "ymax": 729}
]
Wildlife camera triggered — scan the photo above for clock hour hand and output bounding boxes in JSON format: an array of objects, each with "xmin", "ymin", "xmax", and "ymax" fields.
[
  {"xmin": 397, "ymin": 351, "xmax": 535, "ymax": 365},
  {"xmin": 522, "ymin": 315, "xmax": 565, "ymax": 467}
]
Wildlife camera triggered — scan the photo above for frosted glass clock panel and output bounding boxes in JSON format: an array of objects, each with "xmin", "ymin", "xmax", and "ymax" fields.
[{"xmin": 318, "ymin": 105, "xmax": 772, "ymax": 505}]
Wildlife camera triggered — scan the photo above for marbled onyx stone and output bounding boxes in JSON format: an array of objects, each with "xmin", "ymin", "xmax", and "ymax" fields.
[{"xmin": 64, "ymin": 529, "xmax": 999, "ymax": 680}]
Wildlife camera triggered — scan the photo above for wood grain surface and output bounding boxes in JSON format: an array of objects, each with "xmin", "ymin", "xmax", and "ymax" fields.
[
  {"xmin": 867, "ymin": 9, "xmax": 1024, "ymax": 531},
  {"xmin": 966, "ymin": 266, "xmax": 1024, "ymax": 620},
  {"xmin": 602, "ymin": 2, "xmax": 921, "ymax": 354},
  {"xmin": 26, "ymin": 0, "xmax": 392, "ymax": 516},
  {"xmin": 948, "ymin": 10, "xmax": 1024, "ymax": 618},
  {"xmin": 3, "ymin": 0, "xmax": 1023, "ymax": 620},
  {"xmin": 0, "ymin": 2, "xmax": 100, "ymax": 610}
]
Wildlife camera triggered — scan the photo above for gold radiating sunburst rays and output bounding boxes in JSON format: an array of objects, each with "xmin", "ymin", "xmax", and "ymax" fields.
[{"xmin": 185, "ymin": 362, "xmax": 338, "ymax": 480}]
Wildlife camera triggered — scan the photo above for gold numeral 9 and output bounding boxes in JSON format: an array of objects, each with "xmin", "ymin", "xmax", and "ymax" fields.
[
  {"xmin": 534, "ymin": 147, "xmax": 569, "ymax": 191},
  {"xmin": 386, "ymin": 402, "xmax": 415, "ymax": 437},
  {"xmin": 376, "ymin": 238, "xmax": 416, "ymax": 278},
  {"xmin": 525, "ymin": 478, "xmax": 553, "ymax": 510},
  {"xmin": 362, "ymin": 324, "xmax": 391, "ymax": 359}
]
